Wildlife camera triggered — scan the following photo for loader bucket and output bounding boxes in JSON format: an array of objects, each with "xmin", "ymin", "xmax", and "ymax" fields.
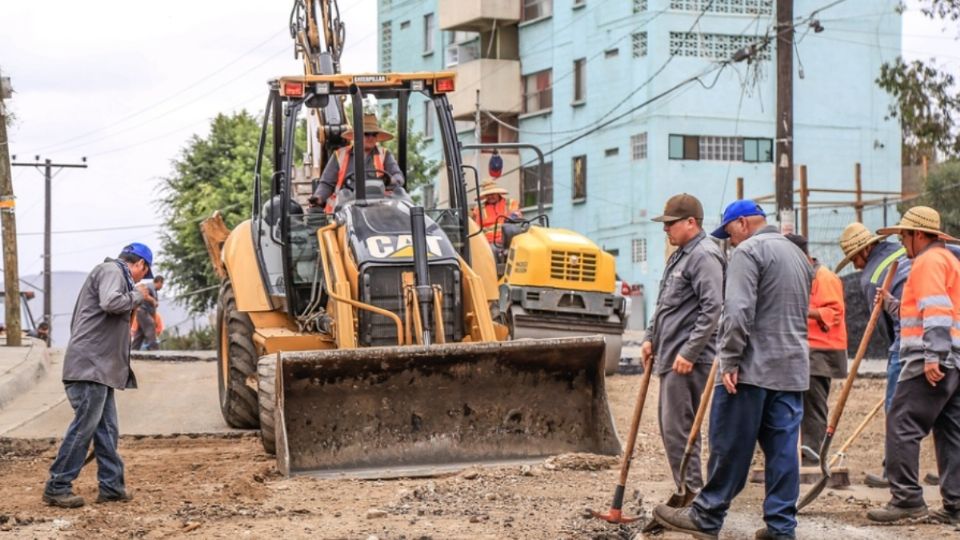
[{"xmin": 274, "ymin": 336, "xmax": 621, "ymax": 478}]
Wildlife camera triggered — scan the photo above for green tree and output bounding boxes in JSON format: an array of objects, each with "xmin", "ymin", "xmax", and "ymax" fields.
[
  {"xmin": 877, "ymin": 2, "xmax": 960, "ymax": 163},
  {"xmin": 376, "ymin": 108, "xmax": 440, "ymax": 195},
  {"xmin": 158, "ymin": 111, "xmax": 261, "ymax": 313},
  {"xmin": 910, "ymin": 160, "xmax": 960, "ymax": 236}
]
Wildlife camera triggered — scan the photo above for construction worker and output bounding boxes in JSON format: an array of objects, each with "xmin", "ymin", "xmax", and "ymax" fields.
[
  {"xmin": 867, "ymin": 206, "xmax": 960, "ymax": 524},
  {"xmin": 132, "ymin": 275, "xmax": 164, "ymax": 351},
  {"xmin": 470, "ymin": 179, "xmax": 521, "ymax": 246},
  {"xmin": 786, "ymin": 234, "xmax": 847, "ymax": 465},
  {"xmin": 641, "ymin": 193, "xmax": 724, "ymax": 494},
  {"xmin": 43, "ymin": 243, "xmax": 152, "ymax": 508},
  {"xmin": 654, "ymin": 200, "xmax": 813, "ymax": 540},
  {"xmin": 308, "ymin": 112, "xmax": 405, "ymax": 212}
]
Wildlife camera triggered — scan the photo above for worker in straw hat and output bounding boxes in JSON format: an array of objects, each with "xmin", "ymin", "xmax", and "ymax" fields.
[
  {"xmin": 835, "ymin": 221, "xmax": 910, "ymax": 488},
  {"xmin": 309, "ymin": 112, "xmax": 405, "ymax": 212},
  {"xmin": 865, "ymin": 206, "xmax": 960, "ymax": 524},
  {"xmin": 470, "ymin": 179, "xmax": 521, "ymax": 246}
]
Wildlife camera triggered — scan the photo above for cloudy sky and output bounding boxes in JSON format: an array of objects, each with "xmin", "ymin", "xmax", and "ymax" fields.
[{"xmin": 1, "ymin": 0, "xmax": 956, "ymax": 292}]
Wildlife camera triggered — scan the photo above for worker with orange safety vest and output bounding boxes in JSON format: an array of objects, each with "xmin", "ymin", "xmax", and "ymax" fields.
[
  {"xmin": 470, "ymin": 180, "xmax": 522, "ymax": 246},
  {"xmin": 308, "ymin": 113, "xmax": 405, "ymax": 212},
  {"xmin": 866, "ymin": 206, "xmax": 960, "ymax": 524}
]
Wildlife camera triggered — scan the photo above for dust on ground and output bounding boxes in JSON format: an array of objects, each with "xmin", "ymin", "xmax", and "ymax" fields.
[{"xmin": 0, "ymin": 376, "xmax": 955, "ymax": 539}]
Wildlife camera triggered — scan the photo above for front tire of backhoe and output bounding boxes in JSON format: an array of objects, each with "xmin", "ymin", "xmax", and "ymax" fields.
[
  {"xmin": 257, "ymin": 356, "xmax": 276, "ymax": 455},
  {"xmin": 216, "ymin": 279, "xmax": 260, "ymax": 429}
]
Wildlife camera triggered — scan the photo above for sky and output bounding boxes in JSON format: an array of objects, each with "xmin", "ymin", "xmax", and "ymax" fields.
[{"xmin": 1, "ymin": 0, "xmax": 957, "ymax": 294}]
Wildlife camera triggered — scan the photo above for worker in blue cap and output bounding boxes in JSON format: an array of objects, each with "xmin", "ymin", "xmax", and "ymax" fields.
[
  {"xmin": 654, "ymin": 200, "xmax": 814, "ymax": 540},
  {"xmin": 42, "ymin": 243, "xmax": 153, "ymax": 508}
]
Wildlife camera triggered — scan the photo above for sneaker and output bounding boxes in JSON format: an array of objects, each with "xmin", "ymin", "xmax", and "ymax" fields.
[
  {"xmin": 864, "ymin": 472, "xmax": 890, "ymax": 488},
  {"xmin": 866, "ymin": 503, "xmax": 928, "ymax": 523},
  {"xmin": 96, "ymin": 491, "xmax": 133, "ymax": 503},
  {"xmin": 755, "ymin": 527, "xmax": 796, "ymax": 539},
  {"xmin": 652, "ymin": 505, "xmax": 719, "ymax": 540},
  {"xmin": 930, "ymin": 507, "xmax": 960, "ymax": 525},
  {"xmin": 923, "ymin": 472, "xmax": 940, "ymax": 486},
  {"xmin": 42, "ymin": 492, "xmax": 85, "ymax": 508}
]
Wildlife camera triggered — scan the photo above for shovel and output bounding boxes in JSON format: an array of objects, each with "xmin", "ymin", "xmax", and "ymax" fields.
[
  {"xmin": 798, "ymin": 260, "xmax": 898, "ymax": 511},
  {"xmin": 588, "ymin": 356, "xmax": 655, "ymax": 523},
  {"xmin": 642, "ymin": 359, "xmax": 719, "ymax": 534},
  {"xmin": 828, "ymin": 396, "xmax": 885, "ymax": 470}
]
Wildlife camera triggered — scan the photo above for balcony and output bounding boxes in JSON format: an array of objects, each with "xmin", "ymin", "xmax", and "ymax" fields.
[
  {"xmin": 447, "ymin": 59, "xmax": 521, "ymax": 119},
  {"xmin": 439, "ymin": 0, "xmax": 520, "ymax": 33}
]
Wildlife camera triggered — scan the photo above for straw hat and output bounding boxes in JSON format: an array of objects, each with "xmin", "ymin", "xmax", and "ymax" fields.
[
  {"xmin": 834, "ymin": 222, "xmax": 889, "ymax": 272},
  {"xmin": 344, "ymin": 113, "xmax": 393, "ymax": 142},
  {"xmin": 479, "ymin": 180, "xmax": 508, "ymax": 198},
  {"xmin": 877, "ymin": 206, "xmax": 959, "ymax": 242}
]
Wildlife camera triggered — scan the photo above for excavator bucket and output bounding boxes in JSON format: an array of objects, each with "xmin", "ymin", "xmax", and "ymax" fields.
[{"xmin": 274, "ymin": 336, "xmax": 621, "ymax": 478}]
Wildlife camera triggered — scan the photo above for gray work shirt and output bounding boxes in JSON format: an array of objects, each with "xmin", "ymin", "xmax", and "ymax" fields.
[
  {"xmin": 140, "ymin": 282, "xmax": 158, "ymax": 315},
  {"xmin": 718, "ymin": 225, "xmax": 814, "ymax": 392},
  {"xmin": 311, "ymin": 146, "xmax": 404, "ymax": 205},
  {"xmin": 644, "ymin": 230, "xmax": 726, "ymax": 375},
  {"xmin": 62, "ymin": 259, "xmax": 144, "ymax": 389}
]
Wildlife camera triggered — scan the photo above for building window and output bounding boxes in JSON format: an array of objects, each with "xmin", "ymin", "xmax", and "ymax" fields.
[
  {"xmin": 400, "ymin": 20, "xmax": 410, "ymax": 29},
  {"xmin": 604, "ymin": 48, "xmax": 619, "ymax": 58},
  {"xmin": 522, "ymin": 162, "xmax": 554, "ymax": 208},
  {"xmin": 381, "ymin": 22, "xmax": 392, "ymax": 72},
  {"xmin": 669, "ymin": 134, "xmax": 774, "ymax": 162},
  {"xmin": 632, "ymin": 32, "xmax": 647, "ymax": 58},
  {"xmin": 670, "ymin": 32, "xmax": 771, "ymax": 61},
  {"xmin": 423, "ymin": 13, "xmax": 435, "ymax": 54},
  {"xmin": 444, "ymin": 31, "xmax": 479, "ymax": 67},
  {"xmin": 573, "ymin": 58, "xmax": 586, "ymax": 103},
  {"xmin": 631, "ymin": 132, "xmax": 648, "ymax": 160},
  {"xmin": 572, "ymin": 155, "xmax": 587, "ymax": 202},
  {"xmin": 632, "ymin": 238, "xmax": 648, "ymax": 264},
  {"xmin": 573, "ymin": 0, "xmax": 586, "ymax": 6},
  {"xmin": 633, "ymin": 0, "xmax": 647, "ymax": 13},
  {"xmin": 523, "ymin": 69, "xmax": 553, "ymax": 114},
  {"xmin": 423, "ymin": 101, "xmax": 435, "ymax": 139},
  {"xmin": 670, "ymin": 0, "xmax": 773, "ymax": 16},
  {"xmin": 605, "ymin": 147, "xmax": 619, "ymax": 157},
  {"xmin": 523, "ymin": 0, "xmax": 553, "ymax": 21}
]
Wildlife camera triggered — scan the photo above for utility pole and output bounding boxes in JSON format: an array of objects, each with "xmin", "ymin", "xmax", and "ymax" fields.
[
  {"xmin": 775, "ymin": 0, "xmax": 795, "ymax": 234},
  {"xmin": 11, "ymin": 156, "xmax": 87, "ymax": 345},
  {"xmin": 0, "ymin": 71, "xmax": 22, "ymax": 346}
]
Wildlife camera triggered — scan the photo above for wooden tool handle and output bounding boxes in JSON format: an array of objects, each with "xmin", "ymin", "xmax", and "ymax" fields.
[
  {"xmin": 828, "ymin": 396, "xmax": 884, "ymax": 468},
  {"xmin": 684, "ymin": 360, "xmax": 720, "ymax": 449},
  {"xmin": 618, "ymin": 360, "xmax": 654, "ymax": 485},
  {"xmin": 827, "ymin": 260, "xmax": 898, "ymax": 432}
]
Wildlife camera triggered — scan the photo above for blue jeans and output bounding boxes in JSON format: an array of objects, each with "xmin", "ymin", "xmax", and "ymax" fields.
[
  {"xmin": 44, "ymin": 382, "xmax": 125, "ymax": 497},
  {"xmin": 691, "ymin": 384, "xmax": 803, "ymax": 536},
  {"xmin": 885, "ymin": 350, "xmax": 902, "ymax": 412}
]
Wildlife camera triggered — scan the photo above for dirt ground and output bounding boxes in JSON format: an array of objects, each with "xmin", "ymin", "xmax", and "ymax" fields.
[{"xmin": 0, "ymin": 375, "xmax": 954, "ymax": 539}]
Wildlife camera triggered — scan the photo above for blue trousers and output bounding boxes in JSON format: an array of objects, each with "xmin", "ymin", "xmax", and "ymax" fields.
[
  {"xmin": 885, "ymin": 350, "xmax": 902, "ymax": 412},
  {"xmin": 44, "ymin": 382, "xmax": 125, "ymax": 497},
  {"xmin": 691, "ymin": 384, "xmax": 803, "ymax": 536}
]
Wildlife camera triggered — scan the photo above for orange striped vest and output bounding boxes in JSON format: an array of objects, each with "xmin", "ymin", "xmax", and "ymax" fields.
[{"xmin": 898, "ymin": 244, "xmax": 960, "ymax": 380}]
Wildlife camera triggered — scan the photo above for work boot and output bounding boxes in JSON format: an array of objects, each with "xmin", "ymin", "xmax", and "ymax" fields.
[
  {"xmin": 924, "ymin": 472, "xmax": 940, "ymax": 486},
  {"xmin": 42, "ymin": 492, "xmax": 85, "ymax": 508},
  {"xmin": 652, "ymin": 505, "xmax": 718, "ymax": 540},
  {"xmin": 864, "ymin": 472, "xmax": 889, "ymax": 488},
  {"xmin": 866, "ymin": 503, "xmax": 928, "ymax": 523},
  {"xmin": 755, "ymin": 527, "xmax": 796, "ymax": 540},
  {"xmin": 930, "ymin": 506, "xmax": 960, "ymax": 525},
  {"xmin": 96, "ymin": 491, "xmax": 133, "ymax": 503}
]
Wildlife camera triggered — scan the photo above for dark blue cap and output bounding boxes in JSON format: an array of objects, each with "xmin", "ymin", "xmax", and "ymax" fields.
[
  {"xmin": 120, "ymin": 242, "xmax": 154, "ymax": 278},
  {"xmin": 711, "ymin": 200, "xmax": 766, "ymax": 239}
]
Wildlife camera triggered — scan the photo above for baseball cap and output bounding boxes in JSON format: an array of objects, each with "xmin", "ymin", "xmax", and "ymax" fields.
[
  {"xmin": 711, "ymin": 200, "xmax": 766, "ymax": 239},
  {"xmin": 651, "ymin": 193, "xmax": 704, "ymax": 223},
  {"xmin": 120, "ymin": 242, "xmax": 154, "ymax": 278}
]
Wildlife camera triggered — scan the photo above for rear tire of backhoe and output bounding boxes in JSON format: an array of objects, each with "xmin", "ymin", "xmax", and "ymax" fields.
[
  {"xmin": 216, "ymin": 279, "xmax": 260, "ymax": 429},
  {"xmin": 257, "ymin": 357, "xmax": 276, "ymax": 455}
]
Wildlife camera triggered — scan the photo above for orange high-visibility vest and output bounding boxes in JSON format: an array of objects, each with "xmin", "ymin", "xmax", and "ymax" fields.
[
  {"xmin": 325, "ymin": 146, "xmax": 385, "ymax": 213},
  {"xmin": 899, "ymin": 245, "xmax": 960, "ymax": 369},
  {"xmin": 471, "ymin": 197, "xmax": 520, "ymax": 244},
  {"xmin": 808, "ymin": 264, "xmax": 847, "ymax": 351}
]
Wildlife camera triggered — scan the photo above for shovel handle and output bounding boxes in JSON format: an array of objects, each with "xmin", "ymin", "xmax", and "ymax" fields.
[
  {"xmin": 828, "ymin": 396, "xmax": 885, "ymax": 468},
  {"xmin": 616, "ymin": 358, "xmax": 655, "ymax": 486},
  {"xmin": 826, "ymin": 260, "xmax": 898, "ymax": 434},
  {"xmin": 683, "ymin": 360, "xmax": 720, "ymax": 451}
]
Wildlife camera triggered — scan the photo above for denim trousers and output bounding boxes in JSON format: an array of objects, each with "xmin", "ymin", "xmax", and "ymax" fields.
[
  {"xmin": 44, "ymin": 381, "xmax": 125, "ymax": 497},
  {"xmin": 691, "ymin": 384, "xmax": 803, "ymax": 536},
  {"xmin": 885, "ymin": 350, "xmax": 902, "ymax": 412}
]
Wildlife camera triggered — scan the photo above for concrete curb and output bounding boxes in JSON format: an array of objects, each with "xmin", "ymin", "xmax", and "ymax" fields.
[
  {"xmin": 131, "ymin": 350, "xmax": 216, "ymax": 362},
  {"xmin": 0, "ymin": 338, "xmax": 50, "ymax": 410}
]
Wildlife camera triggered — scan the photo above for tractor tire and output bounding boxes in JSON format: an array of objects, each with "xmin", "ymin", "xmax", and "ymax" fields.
[
  {"xmin": 257, "ymin": 356, "xmax": 277, "ymax": 455},
  {"xmin": 216, "ymin": 279, "xmax": 260, "ymax": 429}
]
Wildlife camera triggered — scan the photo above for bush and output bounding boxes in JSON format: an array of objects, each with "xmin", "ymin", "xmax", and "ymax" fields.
[{"xmin": 160, "ymin": 326, "xmax": 216, "ymax": 350}]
